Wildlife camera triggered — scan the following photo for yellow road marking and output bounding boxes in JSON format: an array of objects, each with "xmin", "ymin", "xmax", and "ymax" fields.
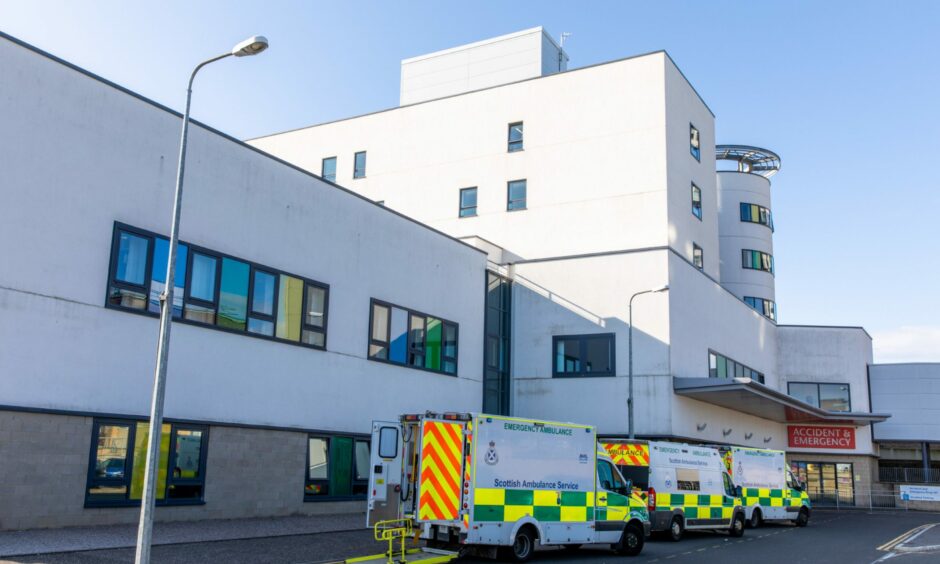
[{"xmin": 877, "ymin": 524, "xmax": 930, "ymax": 552}]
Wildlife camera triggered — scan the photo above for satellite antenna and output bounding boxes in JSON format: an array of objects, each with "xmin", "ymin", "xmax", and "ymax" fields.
[
  {"xmin": 558, "ymin": 33, "xmax": 571, "ymax": 71},
  {"xmin": 560, "ymin": 32, "xmax": 571, "ymax": 48}
]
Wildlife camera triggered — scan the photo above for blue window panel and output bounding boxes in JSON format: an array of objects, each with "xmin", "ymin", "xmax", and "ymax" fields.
[
  {"xmin": 149, "ymin": 238, "xmax": 187, "ymax": 316},
  {"xmin": 389, "ymin": 307, "xmax": 408, "ymax": 363},
  {"xmin": 190, "ymin": 253, "xmax": 218, "ymax": 302},
  {"xmin": 116, "ymin": 231, "xmax": 149, "ymax": 285},
  {"xmin": 218, "ymin": 258, "xmax": 250, "ymax": 331}
]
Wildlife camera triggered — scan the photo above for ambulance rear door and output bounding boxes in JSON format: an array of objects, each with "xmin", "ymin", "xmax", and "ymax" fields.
[{"xmin": 367, "ymin": 421, "xmax": 403, "ymax": 527}]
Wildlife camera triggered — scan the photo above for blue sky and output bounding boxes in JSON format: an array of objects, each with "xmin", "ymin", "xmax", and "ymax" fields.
[{"xmin": 2, "ymin": 0, "xmax": 938, "ymax": 361}]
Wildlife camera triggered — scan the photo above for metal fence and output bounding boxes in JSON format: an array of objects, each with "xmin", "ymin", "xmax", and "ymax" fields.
[
  {"xmin": 879, "ymin": 467, "xmax": 940, "ymax": 484},
  {"xmin": 809, "ymin": 488, "xmax": 932, "ymax": 511}
]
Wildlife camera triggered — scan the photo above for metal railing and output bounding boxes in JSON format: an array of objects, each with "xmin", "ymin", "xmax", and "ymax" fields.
[
  {"xmin": 809, "ymin": 488, "xmax": 937, "ymax": 511},
  {"xmin": 879, "ymin": 467, "xmax": 940, "ymax": 484}
]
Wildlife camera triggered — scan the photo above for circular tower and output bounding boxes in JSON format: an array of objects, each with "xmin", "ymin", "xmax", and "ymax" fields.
[{"xmin": 716, "ymin": 145, "xmax": 781, "ymax": 321}]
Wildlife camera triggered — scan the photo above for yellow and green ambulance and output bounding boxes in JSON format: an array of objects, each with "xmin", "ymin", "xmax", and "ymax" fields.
[
  {"xmin": 720, "ymin": 446, "xmax": 811, "ymax": 527},
  {"xmin": 367, "ymin": 413, "xmax": 650, "ymax": 562}
]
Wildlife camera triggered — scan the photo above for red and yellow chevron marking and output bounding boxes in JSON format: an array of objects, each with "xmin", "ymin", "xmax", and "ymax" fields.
[
  {"xmin": 603, "ymin": 442, "xmax": 650, "ymax": 466},
  {"xmin": 418, "ymin": 420, "xmax": 464, "ymax": 522},
  {"xmin": 462, "ymin": 421, "xmax": 472, "ymax": 530},
  {"xmin": 723, "ymin": 450, "xmax": 732, "ymax": 472}
]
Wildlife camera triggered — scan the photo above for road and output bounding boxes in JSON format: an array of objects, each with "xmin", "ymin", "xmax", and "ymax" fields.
[{"xmin": 3, "ymin": 511, "xmax": 939, "ymax": 564}]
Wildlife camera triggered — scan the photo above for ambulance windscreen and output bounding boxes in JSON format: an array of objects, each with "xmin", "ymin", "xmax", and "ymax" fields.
[{"xmin": 618, "ymin": 466, "xmax": 649, "ymax": 490}]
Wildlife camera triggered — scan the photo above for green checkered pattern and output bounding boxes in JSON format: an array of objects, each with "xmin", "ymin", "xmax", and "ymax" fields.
[
  {"xmin": 742, "ymin": 488, "xmax": 811, "ymax": 509},
  {"xmin": 655, "ymin": 493, "xmax": 737, "ymax": 520},
  {"xmin": 473, "ymin": 488, "xmax": 648, "ymax": 523}
]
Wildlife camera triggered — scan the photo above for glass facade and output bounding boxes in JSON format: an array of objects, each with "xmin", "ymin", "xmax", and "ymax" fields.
[
  {"xmin": 742, "ymin": 249, "xmax": 774, "ymax": 274},
  {"xmin": 368, "ymin": 299, "xmax": 457, "ymax": 375},
  {"xmin": 507, "ymin": 179, "xmax": 526, "ymax": 211},
  {"xmin": 553, "ymin": 334, "xmax": 615, "ymax": 377},
  {"xmin": 353, "ymin": 151, "xmax": 367, "ymax": 178},
  {"xmin": 459, "ymin": 187, "xmax": 477, "ymax": 217},
  {"xmin": 484, "ymin": 272, "xmax": 512, "ymax": 415},
  {"xmin": 790, "ymin": 461, "xmax": 854, "ymax": 506},
  {"xmin": 740, "ymin": 202, "xmax": 774, "ymax": 230},
  {"xmin": 107, "ymin": 223, "xmax": 328, "ymax": 350},
  {"xmin": 321, "ymin": 156, "xmax": 337, "ymax": 182},
  {"xmin": 708, "ymin": 350, "xmax": 764, "ymax": 383},
  {"xmin": 508, "ymin": 122, "xmax": 524, "ymax": 152},
  {"xmin": 86, "ymin": 419, "xmax": 208, "ymax": 507},
  {"xmin": 787, "ymin": 382, "xmax": 851, "ymax": 412},
  {"xmin": 744, "ymin": 296, "xmax": 777, "ymax": 321}
]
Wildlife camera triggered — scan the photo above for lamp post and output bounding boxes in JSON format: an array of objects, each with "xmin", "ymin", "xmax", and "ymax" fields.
[
  {"xmin": 134, "ymin": 35, "xmax": 269, "ymax": 564},
  {"xmin": 628, "ymin": 284, "xmax": 669, "ymax": 439}
]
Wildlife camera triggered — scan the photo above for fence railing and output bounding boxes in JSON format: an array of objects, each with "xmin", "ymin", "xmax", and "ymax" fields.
[
  {"xmin": 879, "ymin": 467, "xmax": 940, "ymax": 484},
  {"xmin": 809, "ymin": 488, "xmax": 937, "ymax": 511}
]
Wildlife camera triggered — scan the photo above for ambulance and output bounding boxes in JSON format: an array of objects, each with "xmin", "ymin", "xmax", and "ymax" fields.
[
  {"xmin": 601, "ymin": 440, "xmax": 746, "ymax": 541},
  {"xmin": 719, "ymin": 446, "xmax": 811, "ymax": 528},
  {"xmin": 367, "ymin": 412, "xmax": 650, "ymax": 561}
]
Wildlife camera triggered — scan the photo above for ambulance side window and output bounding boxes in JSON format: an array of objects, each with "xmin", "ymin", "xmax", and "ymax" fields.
[
  {"xmin": 722, "ymin": 472, "xmax": 736, "ymax": 497},
  {"xmin": 378, "ymin": 427, "xmax": 398, "ymax": 459},
  {"xmin": 597, "ymin": 460, "xmax": 624, "ymax": 492}
]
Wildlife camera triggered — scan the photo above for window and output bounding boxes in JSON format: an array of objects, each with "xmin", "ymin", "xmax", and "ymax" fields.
[
  {"xmin": 743, "ymin": 296, "xmax": 777, "ymax": 321},
  {"xmin": 722, "ymin": 472, "xmax": 737, "ymax": 497},
  {"xmin": 459, "ymin": 187, "xmax": 478, "ymax": 217},
  {"xmin": 708, "ymin": 350, "xmax": 764, "ymax": 384},
  {"xmin": 85, "ymin": 419, "xmax": 208, "ymax": 507},
  {"xmin": 353, "ymin": 151, "xmax": 367, "ymax": 179},
  {"xmin": 692, "ymin": 243, "xmax": 703, "ymax": 270},
  {"xmin": 596, "ymin": 460, "xmax": 625, "ymax": 492},
  {"xmin": 368, "ymin": 299, "xmax": 458, "ymax": 375},
  {"xmin": 107, "ymin": 223, "xmax": 329, "ymax": 350},
  {"xmin": 508, "ymin": 122, "xmax": 524, "ymax": 152},
  {"xmin": 740, "ymin": 202, "xmax": 774, "ymax": 231},
  {"xmin": 484, "ymin": 272, "xmax": 512, "ymax": 415},
  {"xmin": 691, "ymin": 183, "xmax": 702, "ymax": 220},
  {"xmin": 321, "ymin": 156, "xmax": 337, "ymax": 182},
  {"xmin": 742, "ymin": 249, "xmax": 774, "ymax": 274},
  {"xmin": 377, "ymin": 426, "xmax": 398, "ymax": 459},
  {"xmin": 676, "ymin": 468, "xmax": 701, "ymax": 492},
  {"xmin": 305, "ymin": 434, "xmax": 370, "ymax": 500},
  {"xmin": 507, "ymin": 179, "xmax": 527, "ymax": 211},
  {"xmin": 690, "ymin": 123, "xmax": 701, "ymax": 161},
  {"xmin": 787, "ymin": 382, "xmax": 851, "ymax": 412},
  {"xmin": 553, "ymin": 334, "xmax": 615, "ymax": 377}
]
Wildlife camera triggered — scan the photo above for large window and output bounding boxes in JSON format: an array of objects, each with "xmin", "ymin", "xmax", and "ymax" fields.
[
  {"xmin": 553, "ymin": 333, "xmax": 615, "ymax": 377},
  {"xmin": 321, "ymin": 156, "xmax": 337, "ymax": 182},
  {"xmin": 788, "ymin": 382, "xmax": 851, "ymax": 412},
  {"xmin": 742, "ymin": 249, "xmax": 774, "ymax": 274},
  {"xmin": 459, "ymin": 187, "xmax": 478, "ymax": 218},
  {"xmin": 484, "ymin": 272, "xmax": 512, "ymax": 415},
  {"xmin": 692, "ymin": 243, "xmax": 703, "ymax": 270},
  {"xmin": 691, "ymin": 183, "xmax": 702, "ymax": 220},
  {"xmin": 708, "ymin": 350, "xmax": 764, "ymax": 383},
  {"xmin": 690, "ymin": 123, "xmax": 701, "ymax": 161},
  {"xmin": 744, "ymin": 296, "xmax": 777, "ymax": 321},
  {"xmin": 507, "ymin": 179, "xmax": 527, "ymax": 211},
  {"xmin": 368, "ymin": 299, "xmax": 458, "ymax": 375},
  {"xmin": 790, "ymin": 461, "xmax": 854, "ymax": 506},
  {"xmin": 508, "ymin": 122, "xmax": 524, "ymax": 152},
  {"xmin": 107, "ymin": 223, "xmax": 329, "ymax": 350},
  {"xmin": 305, "ymin": 434, "xmax": 370, "ymax": 501},
  {"xmin": 353, "ymin": 151, "xmax": 367, "ymax": 179},
  {"xmin": 86, "ymin": 419, "xmax": 208, "ymax": 507},
  {"xmin": 740, "ymin": 202, "xmax": 773, "ymax": 231}
]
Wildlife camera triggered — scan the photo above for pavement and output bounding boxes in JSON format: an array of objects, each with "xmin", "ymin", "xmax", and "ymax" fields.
[{"xmin": 2, "ymin": 510, "xmax": 940, "ymax": 564}]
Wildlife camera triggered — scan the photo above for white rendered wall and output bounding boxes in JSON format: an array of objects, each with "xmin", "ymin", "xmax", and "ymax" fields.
[
  {"xmin": 776, "ymin": 326, "xmax": 875, "ymax": 455},
  {"xmin": 0, "ymin": 36, "xmax": 485, "ymax": 434},
  {"xmin": 400, "ymin": 27, "xmax": 567, "ymax": 106},
  {"xmin": 717, "ymin": 172, "xmax": 775, "ymax": 302},
  {"xmin": 870, "ymin": 363, "xmax": 940, "ymax": 442},
  {"xmin": 250, "ymin": 52, "xmax": 672, "ymax": 261}
]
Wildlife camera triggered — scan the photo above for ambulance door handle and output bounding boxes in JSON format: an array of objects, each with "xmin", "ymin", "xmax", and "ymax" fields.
[{"xmin": 598, "ymin": 495, "xmax": 607, "ymax": 502}]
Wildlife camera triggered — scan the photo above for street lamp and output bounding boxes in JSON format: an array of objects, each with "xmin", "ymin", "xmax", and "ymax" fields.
[
  {"xmin": 134, "ymin": 35, "xmax": 269, "ymax": 564},
  {"xmin": 628, "ymin": 284, "xmax": 669, "ymax": 439}
]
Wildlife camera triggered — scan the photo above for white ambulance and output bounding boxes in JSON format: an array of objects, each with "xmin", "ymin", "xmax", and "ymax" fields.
[
  {"xmin": 719, "ymin": 446, "xmax": 811, "ymax": 527},
  {"xmin": 367, "ymin": 412, "xmax": 650, "ymax": 561}
]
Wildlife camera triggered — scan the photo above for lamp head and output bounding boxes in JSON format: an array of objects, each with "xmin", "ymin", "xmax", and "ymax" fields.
[
  {"xmin": 653, "ymin": 284, "xmax": 670, "ymax": 293},
  {"xmin": 232, "ymin": 35, "xmax": 269, "ymax": 57}
]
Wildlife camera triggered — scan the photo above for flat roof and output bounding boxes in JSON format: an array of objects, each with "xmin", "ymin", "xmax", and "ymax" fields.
[{"xmin": 674, "ymin": 377, "xmax": 890, "ymax": 425}]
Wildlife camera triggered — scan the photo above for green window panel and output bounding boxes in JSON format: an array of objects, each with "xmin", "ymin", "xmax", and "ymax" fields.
[
  {"xmin": 276, "ymin": 275, "xmax": 304, "ymax": 341},
  {"xmin": 330, "ymin": 437, "xmax": 353, "ymax": 497},
  {"xmin": 218, "ymin": 258, "xmax": 249, "ymax": 331},
  {"xmin": 425, "ymin": 317, "xmax": 442, "ymax": 370},
  {"xmin": 130, "ymin": 422, "xmax": 171, "ymax": 500}
]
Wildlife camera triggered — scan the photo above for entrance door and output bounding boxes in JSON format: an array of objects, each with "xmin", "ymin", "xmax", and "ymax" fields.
[
  {"xmin": 790, "ymin": 461, "xmax": 854, "ymax": 507},
  {"xmin": 367, "ymin": 421, "xmax": 403, "ymax": 527}
]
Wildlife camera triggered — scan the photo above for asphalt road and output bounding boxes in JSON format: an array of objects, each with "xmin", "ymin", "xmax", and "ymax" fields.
[{"xmin": 4, "ymin": 511, "xmax": 939, "ymax": 564}]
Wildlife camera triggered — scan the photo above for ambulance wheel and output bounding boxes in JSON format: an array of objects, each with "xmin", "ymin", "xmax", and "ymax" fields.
[
  {"xmin": 729, "ymin": 513, "xmax": 745, "ymax": 537},
  {"xmin": 668, "ymin": 515, "xmax": 684, "ymax": 542},
  {"xmin": 748, "ymin": 509, "xmax": 763, "ymax": 529},
  {"xmin": 615, "ymin": 522, "xmax": 645, "ymax": 556},
  {"xmin": 794, "ymin": 507, "xmax": 810, "ymax": 527},
  {"xmin": 502, "ymin": 525, "xmax": 536, "ymax": 562}
]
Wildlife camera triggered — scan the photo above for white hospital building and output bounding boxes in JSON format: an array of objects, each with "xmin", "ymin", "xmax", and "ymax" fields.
[{"xmin": 1, "ymin": 27, "xmax": 938, "ymax": 530}]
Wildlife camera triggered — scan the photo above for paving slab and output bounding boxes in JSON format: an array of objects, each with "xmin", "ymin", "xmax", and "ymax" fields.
[{"xmin": 0, "ymin": 513, "xmax": 366, "ymax": 558}]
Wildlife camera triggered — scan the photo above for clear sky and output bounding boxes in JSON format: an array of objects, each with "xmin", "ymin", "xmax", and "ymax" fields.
[{"xmin": 2, "ymin": 0, "xmax": 938, "ymax": 362}]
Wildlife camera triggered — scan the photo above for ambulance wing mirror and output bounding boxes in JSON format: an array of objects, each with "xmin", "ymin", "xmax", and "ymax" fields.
[
  {"xmin": 735, "ymin": 485, "xmax": 743, "ymax": 497},
  {"xmin": 799, "ymin": 481, "xmax": 807, "ymax": 492},
  {"xmin": 602, "ymin": 479, "xmax": 613, "ymax": 490}
]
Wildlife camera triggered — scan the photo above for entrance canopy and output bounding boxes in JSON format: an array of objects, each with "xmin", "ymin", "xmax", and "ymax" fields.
[{"xmin": 673, "ymin": 377, "xmax": 890, "ymax": 426}]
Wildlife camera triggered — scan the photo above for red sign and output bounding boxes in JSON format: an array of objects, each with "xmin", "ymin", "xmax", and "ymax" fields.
[{"xmin": 788, "ymin": 426, "xmax": 855, "ymax": 449}]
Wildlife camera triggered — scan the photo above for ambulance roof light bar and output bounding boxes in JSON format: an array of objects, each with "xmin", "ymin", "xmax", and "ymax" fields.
[{"xmin": 442, "ymin": 412, "xmax": 472, "ymax": 421}]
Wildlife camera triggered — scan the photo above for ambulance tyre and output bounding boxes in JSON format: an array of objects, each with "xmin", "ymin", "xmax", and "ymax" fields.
[
  {"xmin": 729, "ymin": 513, "xmax": 745, "ymax": 537},
  {"xmin": 501, "ymin": 525, "xmax": 536, "ymax": 562},
  {"xmin": 668, "ymin": 515, "xmax": 684, "ymax": 542},
  {"xmin": 614, "ymin": 522, "xmax": 645, "ymax": 556},
  {"xmin": 748, "ymin": 508, "xmax": 763, "ymax": 529},
  {"xmin": 794, "ymin": 507, "xmax": 810, "ymax": 527}
]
